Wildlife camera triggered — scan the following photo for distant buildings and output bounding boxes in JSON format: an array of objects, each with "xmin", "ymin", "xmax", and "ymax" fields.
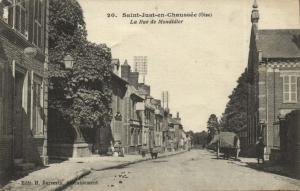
[
  {"xmin": 104, "ymin": 59, "xmax": 186, "ymax": 155},
  {"xmin": 246, "ymin": 1, "xmax": 300, "ymax": 159}
]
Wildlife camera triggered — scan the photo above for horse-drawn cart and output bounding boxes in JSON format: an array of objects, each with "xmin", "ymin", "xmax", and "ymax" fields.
[{"xmin": 209, "ymin": 132, "xmax": 240, "ymax": 160}]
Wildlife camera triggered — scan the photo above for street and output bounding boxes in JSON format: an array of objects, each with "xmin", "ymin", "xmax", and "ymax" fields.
[{"xmin": 65, "ymin": 149, "xmax": 300, "ymax": 191}]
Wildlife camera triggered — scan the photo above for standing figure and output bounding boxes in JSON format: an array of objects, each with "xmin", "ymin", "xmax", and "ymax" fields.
[
  {"xmin": 256, "ymin": 137, "xmax": 265, "ymax": 164},
  {"xmin": 234, "ymin": 135, "xmax": 240, "ymax": 160}
]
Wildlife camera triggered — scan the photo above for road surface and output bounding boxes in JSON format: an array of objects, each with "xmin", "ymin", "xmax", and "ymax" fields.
[{"xmin": 65, "ymin": 149, "xmax": 300, "ymax": 191}]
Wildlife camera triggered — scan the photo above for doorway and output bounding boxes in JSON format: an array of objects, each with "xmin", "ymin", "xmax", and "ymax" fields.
[{"xmin": 13, "ymin": 71, "xmax": 25, "ymax": 159}]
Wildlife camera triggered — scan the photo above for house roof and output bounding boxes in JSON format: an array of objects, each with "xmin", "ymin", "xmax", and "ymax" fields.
[
  {"xmin": 112, "ymin": 73, "xmax": 128, "ymax": 85},
  {"xmin": 257, "ymin": 29, "xmax": 300, "ymax": 59},
  {"xmin": 169, "ymin": 118, "xmax": 181, "ymax": 125}
]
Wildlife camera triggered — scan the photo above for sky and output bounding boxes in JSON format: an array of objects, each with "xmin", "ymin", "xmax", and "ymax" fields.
[{"xmin": 78, "ymin": 0, "xmax": 299, "ymax": 132}]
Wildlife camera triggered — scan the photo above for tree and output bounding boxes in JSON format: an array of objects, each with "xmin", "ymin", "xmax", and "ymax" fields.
[
  {"xmin": 48, "ymin": 0, "xmax": 112, "ymax": 141},
  {"xmin": 207, "ymin": 114, "xmax": 220, "ymax": 141},
  {"xmin": 192, "ymin": 131, "xmax": 208, "ymax": 146},
  {"xmin": 221, "ymin": 69, "xmax": 248, "ymax": 133}
]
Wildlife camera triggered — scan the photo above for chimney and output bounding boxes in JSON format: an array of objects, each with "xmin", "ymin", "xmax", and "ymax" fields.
[
  {"xmin": 111, "ymin": 59, "xmax": 120, "ymax": 75},
  {"xmin": 176, "ymin": 112, "xmax": 181, "ymax": 124},
  {"xmin": 121, "ymin": 59, "xmax": 130, "ymax": 81}
]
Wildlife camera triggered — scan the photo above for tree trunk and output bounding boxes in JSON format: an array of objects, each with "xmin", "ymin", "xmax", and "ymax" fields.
[{"xmin": 74, "ymin": 126, "xmax": 83, "ymax": 143}]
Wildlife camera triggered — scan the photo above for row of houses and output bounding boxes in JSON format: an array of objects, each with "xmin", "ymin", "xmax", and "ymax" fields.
[
  {"xmin": 47, "ymin": 58, "xmax": 188, "ymax": 158},
  {"xmin": 0, "ymin": 0, "xmax": 188, "ymax": 182},
  {"xmin": 238, "ymin": 1, "xmax": 300, "ymax": 167},
  {"xmin": 96, "ymin": 59, "xmax": 187, "ymax": 156}
]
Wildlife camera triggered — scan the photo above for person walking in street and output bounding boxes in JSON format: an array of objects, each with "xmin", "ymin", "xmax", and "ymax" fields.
[{"xmin": 256, "ymin": 137, "xmax": 265, "ymax": 164}]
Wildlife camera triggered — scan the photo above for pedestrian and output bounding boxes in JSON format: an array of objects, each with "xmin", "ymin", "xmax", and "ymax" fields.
[
  {"xmin": 108, "ymin": 140, "xmax": 115, "ymax": 156},
  {"xmin": 234, "ymin": 135, "xmax": 240, "ymax": 160},
  {"xmin": 256, "ymin": 137, "xmax": 265, "ymax": 164}
]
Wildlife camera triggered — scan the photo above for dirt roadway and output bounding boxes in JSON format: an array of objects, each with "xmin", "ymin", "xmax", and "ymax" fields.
[{"xmin": 65, "ymin": 149, "xmax": 300, "ymax": 191}]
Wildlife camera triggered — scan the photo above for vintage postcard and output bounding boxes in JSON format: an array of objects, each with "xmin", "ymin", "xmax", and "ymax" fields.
[{"xmin": 0, "ymin": 0, "xmax": 300, "ymax": 190}]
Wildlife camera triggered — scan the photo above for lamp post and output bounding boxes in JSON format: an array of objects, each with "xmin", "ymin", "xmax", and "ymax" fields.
[
  {"xmin": 62, "ymin": 54, "xmax": 83, "ymax": 143},
  {"xmin": 63, "ymin": 54, "xmax": 74, "ymax": 69}
]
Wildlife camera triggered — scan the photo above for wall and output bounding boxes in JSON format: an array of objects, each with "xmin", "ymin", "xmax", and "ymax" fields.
[
  {"xmin": 0, "ymin": 1, "xmax": 49, "ymax": 180},
  {"xmin": 258, "ymin": 63, "xmax": 300, "ymax": 155},
  {"xmin": 280, "ymin": 110, "xmax": 300, "ymax": 178},
  {"xmin": 0, "ymin": 27, "xmax": 47, "ymax": 182}
]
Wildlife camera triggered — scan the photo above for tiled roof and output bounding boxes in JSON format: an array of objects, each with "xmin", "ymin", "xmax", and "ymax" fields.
[{"xmin": 257, "ymin": 29, "xmax": 300, "ymax": 59}]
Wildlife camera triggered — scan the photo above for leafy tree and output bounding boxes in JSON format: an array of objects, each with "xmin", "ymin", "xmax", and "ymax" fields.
[
  {"xmin": 221, "ymin": 69, "xmax": 248, "ymax": 133},
  {"xmin": 48, "ymin": 0, "xmax": 112, "ymax": 141},
  {"xmin": 192, "ymin": 131, "xmax": 208, "ymax": 146},
  {"xmin": 207, "ymin": 114, "xmax": 220, "ymax": 141}
]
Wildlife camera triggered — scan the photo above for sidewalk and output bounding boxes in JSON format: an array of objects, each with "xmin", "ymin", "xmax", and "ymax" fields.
[
  {"xmin": 1, "ymin": 150, "xmax": 186, "ymax": 191},
  {"xmin": 207, "ymin": 149, "xmax": 298, "ymax": 180}
]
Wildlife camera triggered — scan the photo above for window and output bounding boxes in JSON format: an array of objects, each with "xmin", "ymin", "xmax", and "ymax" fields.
[
  {"xmin": 138, "ymin": 130, "xmax": 142, "ymax": 145},
  {"xmin": 33, "ymin": 0, "xmax": 43, "ymax": 47},
  {"xmin": 283, "ymin": 75, "xmax": 297, "ymax": 103},
  {"xmin": 9, "ymin": 0, "xmax": 28, "ymax": 37},
  {"xmin": 32, "ymin": 79, "xmax": 43, "ymax": 135},
  {"xmin": 130, "ymin": 128, "xmax": 134, "ymax": 146},
  {"xmin": 116, "ymin": 96, "xmax": 120, "ymax": 112}
]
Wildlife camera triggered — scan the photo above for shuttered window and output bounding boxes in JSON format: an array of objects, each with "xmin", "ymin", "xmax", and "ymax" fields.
[{"xmin": 32, "ymin": 77, "xmax": 43, "ymax": 135}]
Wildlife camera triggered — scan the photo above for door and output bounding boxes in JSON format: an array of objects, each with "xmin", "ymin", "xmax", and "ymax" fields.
[
  {"xmin": 14, "ymin": 71, "xmax": 25, "ymax": 158},
  {"xmin": 273, "ymin": 123, "xmax": 280, "ymax": 148}
]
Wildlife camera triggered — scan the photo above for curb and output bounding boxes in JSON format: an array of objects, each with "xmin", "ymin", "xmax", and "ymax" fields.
[
  {"xmin": 93, "ymin": 150, "xmax": 187, "ymax": 171},
  {"xmin": 48, "ymin": 150, "xmax": 187, "ymax": 191},
  {"xmin": 51, "ymin": 168, "xmax": 91, "ymax": 191}
]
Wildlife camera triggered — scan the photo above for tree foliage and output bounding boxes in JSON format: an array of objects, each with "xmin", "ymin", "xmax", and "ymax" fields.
[
  {"xmin": 207, "ymin": 114, "xmax": 220, "ymax": 139},
  {"xmin": 188, "ymin": 130, "xmax": 208, "ymax": 146},
  {"xmin": 220, "ymin": 69, "xmax": 248, "ymax": 133},
  {"xmin": 48, "ymin": 0, "xmax": 112, "ymax": 129}
]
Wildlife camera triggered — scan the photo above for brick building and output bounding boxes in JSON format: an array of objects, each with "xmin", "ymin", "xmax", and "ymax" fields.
[
  {"xmin": 97, "ymin": 59, "xmax": 144, "ymax": 155},
  {"xmin": 173, "ymin": 112, "xmax": 184, "ymax": 150},
  {"xmin": 119, "ymin": 60, "xmax": 144, "ymax": 154},
  {"xmin": 164, "ymin": 113, "xmax": 176, "ymax": 151},
  {"xmin": 97, "ymin": 59, "xmax": 129, "ymax": 154},
  {"xmin": 0, "ymin": 0, "xmax": 49, "ymax": 181},
  {"xmin": 246, "ymin": 1, "xmax": 300, "ymax": 158},
  {"xmin": 125, "ymin": 85, "xmax": 144, "ymax": 154},
  {"xmin": 153, "ymin": 99, "xmax": 163, "ymax": 149}
]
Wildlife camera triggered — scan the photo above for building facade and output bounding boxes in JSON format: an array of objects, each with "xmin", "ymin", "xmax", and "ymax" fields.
[
  {"xmin": 153, "ymin": 99, "xmax": 163, "ymax": 149},
  {"xmin": 247, "ymin": 1, "xmax": 300, "ymax": 158},
  {"xmin": 97, "ymin": 60, "xmax": 128, "ymax": 154},
  {"xmin": 0, "ymin": 0, "xmax": 49, "ymax": 181}
]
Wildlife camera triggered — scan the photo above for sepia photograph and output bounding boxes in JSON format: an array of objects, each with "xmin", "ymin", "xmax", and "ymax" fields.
[{"xmin": 0, "ymin": 0, "xmax": 300, "ymax": 190}]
